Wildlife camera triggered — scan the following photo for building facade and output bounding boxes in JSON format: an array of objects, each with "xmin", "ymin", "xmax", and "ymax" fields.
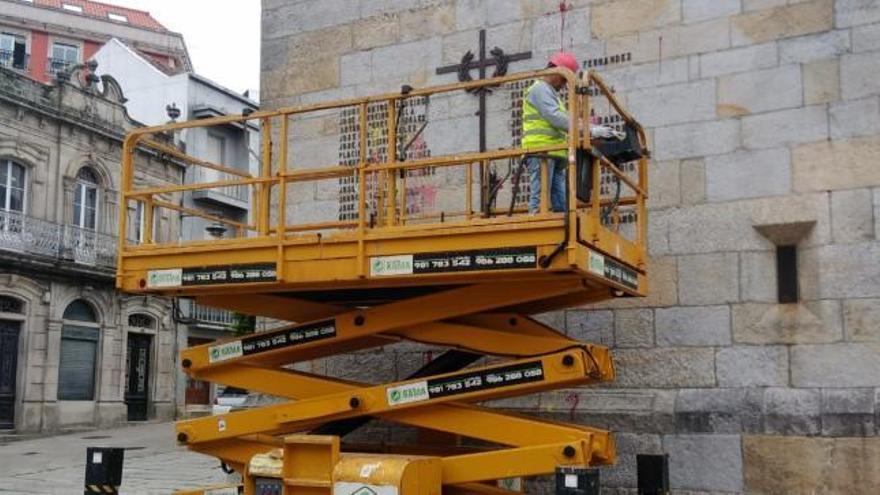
[
  {"xmin": 0, "ymin": 61, "xmax": 182, "ymax": 433},
  {"xmin": 261, "ymin": 0, "xmax": 880, "ymax": 492},
  {"xmin": 93, "ymin": 38, "xmax": 260, "ymax": 416},
  {"xmin": 0, "ymin": 0, "xmax": 189, "ymax": 84}
]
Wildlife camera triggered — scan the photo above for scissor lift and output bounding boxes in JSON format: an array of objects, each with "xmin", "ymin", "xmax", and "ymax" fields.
[{"xmin": 116, "ymin": 69, "xmax": 649, "ymax": 494}]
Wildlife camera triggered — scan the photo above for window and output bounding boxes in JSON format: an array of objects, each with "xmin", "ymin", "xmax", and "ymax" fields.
[
  {"xmin": 205, "ymin": 133, "xmax": 226, "ymax": 181},
  {"xmin": 127, "ymin": 313, "xmax": 156, "ymax": 329},
  {"xmin": 129, "ymin": 201, "xmax": 157, "ymax": 244},
  {"xmin": 777, "ymin": 246, "xmax": 799, "ymax": 304},
  {"xmin": 0, "ymin": 295, "xmax": 23, "ymax": 314},
  {"xmin": 134, "ymin": 201, "xmax": 143, "ymax": 242},
  {"xmin": 0, "ymin": 33, "xmax": 27, "ymax": 70},
  {"xmin": 0, "ymin": 160, "xmax": 25, "ymax": 213},
  {"xmin": 133, "ymin": 201, "xmax": 144, "ymax": 243},
  {"xmin": 63, "ymin": 299, "xmax": 96, "ymax": 321},
  {"xmin": 73, "ymin": 167, "xmax": 98, "ymax": 230},
  {"xmin": 202, "ymin": 132, "xmax": 249, "ymax": 203},
  {"xmin": 58, "ymin": 300, "xmax": 99, "ymax": 400},
  {"xmin": 62, "ymin": 3, "xmax": 83, "ymax": 13},
  {"xmin": 107, "ymin": 12, "xmax": 128, "ymax": 23},
  {"xmin": 49, "ymin": 41, "xmax": 78, "ymax": 74}
]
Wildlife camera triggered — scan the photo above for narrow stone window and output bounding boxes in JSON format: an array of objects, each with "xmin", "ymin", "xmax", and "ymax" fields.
[{"xmin": 776, "ymin": 245, "xmax": 798, "ymax": 304}]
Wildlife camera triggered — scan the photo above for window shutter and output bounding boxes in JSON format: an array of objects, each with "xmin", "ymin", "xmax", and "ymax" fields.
[{"xmin": 57, "ymin": 325, "xmax": 98, "ymax": 400}]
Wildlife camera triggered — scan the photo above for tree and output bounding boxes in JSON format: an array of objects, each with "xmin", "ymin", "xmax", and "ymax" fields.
[{"xmin": 230, "ymin": 312, "xmax": 256, "ymax": 336}]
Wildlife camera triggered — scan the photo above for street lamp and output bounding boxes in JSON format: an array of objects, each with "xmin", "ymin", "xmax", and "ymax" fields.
[{"xmin": 205, "ymin": 221, "xmax": 227, "ymax": 239}]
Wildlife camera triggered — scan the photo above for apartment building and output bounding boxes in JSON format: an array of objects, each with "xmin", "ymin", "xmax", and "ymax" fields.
[
  {"xmin": 0, "ymin": 0, "xmax": 190, "ymax": 83},
  {"xmin": 0, "ymin": 60, "xmax": 182, "ymax": 432},
  {"xmin": 93, "ymin": 38, "xmax": 259, "ymax": 415}
]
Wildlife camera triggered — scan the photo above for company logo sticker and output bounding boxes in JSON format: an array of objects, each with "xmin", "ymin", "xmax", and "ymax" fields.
[
  {"xmin": 370, "ymin": 255, "xmax": 414, "ymax": 277},
  {"xmin": 588, "ymin": 251, "xmax": 605, "ymax": 276},
  {"xmin": 386, "ymin": 381, "xmax": 429, "ymax": 406},
  {"xmin": 208, "ymin": 340, "xmax": 243, "ymax": 363},
  {"xmin": 146, "ymin": 268, "xmax": 182, "ymax": 288}
]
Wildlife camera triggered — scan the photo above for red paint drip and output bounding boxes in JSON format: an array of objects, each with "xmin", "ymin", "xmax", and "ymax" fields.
[{"xmin": 558, "ymin": 2, "xmax": 571, "ymax": 52}]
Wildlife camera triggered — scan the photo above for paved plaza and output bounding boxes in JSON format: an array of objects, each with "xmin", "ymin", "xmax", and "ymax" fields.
[{"xmin": 0, "ymin": 422, "xmax": 231, "ymax": 494}]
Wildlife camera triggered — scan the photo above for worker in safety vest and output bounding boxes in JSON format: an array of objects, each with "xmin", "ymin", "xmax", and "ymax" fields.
[{"xmin": 522, "ymin": 52, "xmax": 619, "ymax": 213}]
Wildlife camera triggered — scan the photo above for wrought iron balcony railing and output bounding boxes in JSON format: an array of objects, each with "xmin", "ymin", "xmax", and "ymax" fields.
[
  {"xmin": 0, "ymin": 50, "xmax": 28, "ymax": 71},
  {"xmin": 46, "ymin": 57, "xmax": 74, "ymax": 75},
  {"xmin": 194, "ymin": 168, "xmax": 249, "ymax": 203},
  {"xmin": 0, "ymin": 210, "xmax": 62, "ymax": 258},
  {"xmin": 178, "ymin": 299, "xmax": 238, "ymax": 328},
  {"xmin": 62, "ymin": 224, "xmax": 117, "ymax": 267},
  {"xmin": 0, "ymin": 209, "xmax": 117, "ymax": 269}
]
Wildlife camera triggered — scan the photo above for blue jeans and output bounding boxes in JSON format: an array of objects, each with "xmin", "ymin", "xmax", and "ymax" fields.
[{"xmin": 526, "ymin": 156, "xmax": 567, "ymax": 213}]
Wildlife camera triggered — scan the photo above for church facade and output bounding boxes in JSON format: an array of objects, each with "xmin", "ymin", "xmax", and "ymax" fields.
[{"xmin": 261, "ymin": 0, "xmax": 880, "ymax": 491}]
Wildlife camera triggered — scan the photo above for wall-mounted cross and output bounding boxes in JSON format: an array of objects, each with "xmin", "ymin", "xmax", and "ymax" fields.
[{"xmin": 435, "ymin": 29, "xmax": 532, "ymax": 153}]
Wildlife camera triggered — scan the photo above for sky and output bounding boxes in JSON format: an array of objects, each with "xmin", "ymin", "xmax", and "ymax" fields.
[{"xmin": 104, "ymin": 0, "xmax": 262, "ymax": 100}]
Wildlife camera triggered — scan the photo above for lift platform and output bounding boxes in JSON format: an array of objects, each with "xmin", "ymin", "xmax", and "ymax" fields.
[{"xmin": 116, "ymin": 69, "xmax": 649, "ymax": 494}]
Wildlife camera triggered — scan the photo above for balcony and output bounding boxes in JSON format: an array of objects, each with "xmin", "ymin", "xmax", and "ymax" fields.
[
  {"xmin": 191, "ymin": 169, "xmax": 249, "ymax": 210},
  {"xmin": 178, "ymin": 299, "xmax": 238, "ymax": 329},
  {"xmin": 0, "ymin": 50, "xmax": 28, "ymax": 71},
  {"xmin": 63, "ymin": 224, "xmax": 117, "ymax": 267},
  {"xmin": 0, "ymin": 210, "xmax": 116, "ymax": 270},
  {"xmin": 46, "ymin": 57, "xmax": 74, "ymax": 76}
]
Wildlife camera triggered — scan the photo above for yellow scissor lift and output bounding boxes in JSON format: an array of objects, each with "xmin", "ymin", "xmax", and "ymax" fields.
[{"xmin": 116, "ymin": 69, "xmax": 649, "ymax": 495}]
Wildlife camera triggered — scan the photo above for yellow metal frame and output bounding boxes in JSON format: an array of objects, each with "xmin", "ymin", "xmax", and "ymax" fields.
[
  {"xmin": 175, "ymin": 285, "xmax": 616, "ymax": 492},
  {"xmin": 116, "ymin": 69, "xmax": 649, "ymax": 297},
  {"xmin": 116, "ymin": 69, "xmax": 650, "ymax": 494}
]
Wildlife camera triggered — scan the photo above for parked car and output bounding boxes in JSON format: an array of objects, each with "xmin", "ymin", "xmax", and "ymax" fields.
[{"xmin": 212, "ymin": 386, "xmax": 249, "ymax": 415}]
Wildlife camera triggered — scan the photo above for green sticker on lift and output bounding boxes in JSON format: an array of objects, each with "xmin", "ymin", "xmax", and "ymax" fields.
[
  {"xmin": 208, "ymin": 340, "xmax": 243, "ymax": 363},
  {"xmin": 386, "ymin": 381, "xmax": 429, "ymax": 406},
  {"xmin": 146, "ymin": 268, "xmax": 183, "ymax": 288},
  {"xmin": 588, "ymin": 251, "xmax": 605, "ymax": 276},
  {"xmin": 587, "ymin": 250, "xmax": 639, "ymax": 290}
]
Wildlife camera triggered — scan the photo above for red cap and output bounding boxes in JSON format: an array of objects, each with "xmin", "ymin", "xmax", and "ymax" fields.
[{"xmin": 549, "ymin": 52, "xmax": 579, "ymax": 73}]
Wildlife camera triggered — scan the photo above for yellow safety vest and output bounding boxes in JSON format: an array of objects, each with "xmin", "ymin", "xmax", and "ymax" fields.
[{"xmin": 522, "ymin": 81, "xmax": 568, "ymax": 159}]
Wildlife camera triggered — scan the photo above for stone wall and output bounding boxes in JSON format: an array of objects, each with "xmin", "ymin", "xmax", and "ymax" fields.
[{"xmin": 261, "ymin": 0, "xmax": 880, "ymax": 492}]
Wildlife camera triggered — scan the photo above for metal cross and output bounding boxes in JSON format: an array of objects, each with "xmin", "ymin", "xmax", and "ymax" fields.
[{"xmin": 435, "ymin": 29, "xmax": 532, "ymax": 153}]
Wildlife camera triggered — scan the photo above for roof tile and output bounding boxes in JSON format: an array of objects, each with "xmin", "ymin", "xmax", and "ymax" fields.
[{"xmin": 33, "ymin": 0, "xmax": 167, "ymax": 31}]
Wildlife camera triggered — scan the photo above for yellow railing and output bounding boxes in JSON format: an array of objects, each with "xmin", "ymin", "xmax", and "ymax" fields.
[{"xmin": 118, "ymin": 69, "xmax": 648, "ymax": 268}]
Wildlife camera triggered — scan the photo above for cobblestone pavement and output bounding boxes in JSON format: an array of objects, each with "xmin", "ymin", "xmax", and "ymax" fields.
[{"xmin": 0, "ymin": 422, "xmax": 232, "ymax": 494}]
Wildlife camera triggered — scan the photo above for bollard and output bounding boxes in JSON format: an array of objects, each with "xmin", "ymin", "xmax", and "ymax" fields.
[
  {"xmin": 253, "ymin": 477, "xmax": 284, "ymax": 495},
  {"xmin": 637, "ymin": 454, "xmax": 669, "ymax": 495},
  {"xmin": 555, "ymin": 466, "xmax": 599, "ymax": 495},
  {"xmin": 84, "ymin": 447, "xmax": 125, "ymax": 494}
]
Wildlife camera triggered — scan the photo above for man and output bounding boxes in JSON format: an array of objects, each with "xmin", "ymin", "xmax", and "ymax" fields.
[{"xmin": 522, "ymin": 52, "xmax": 619, "ymax": 213}]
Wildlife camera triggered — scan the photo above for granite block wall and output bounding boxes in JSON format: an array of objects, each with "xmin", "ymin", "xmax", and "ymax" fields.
[{"xmin": 262, "ymin": 0, "xmax": 880, "ymax": 492}]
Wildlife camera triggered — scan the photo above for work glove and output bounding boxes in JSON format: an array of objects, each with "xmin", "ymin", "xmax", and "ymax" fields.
[{"xmin": 590, "ymin": 125, "xmax": 618, "ymax": 139}]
